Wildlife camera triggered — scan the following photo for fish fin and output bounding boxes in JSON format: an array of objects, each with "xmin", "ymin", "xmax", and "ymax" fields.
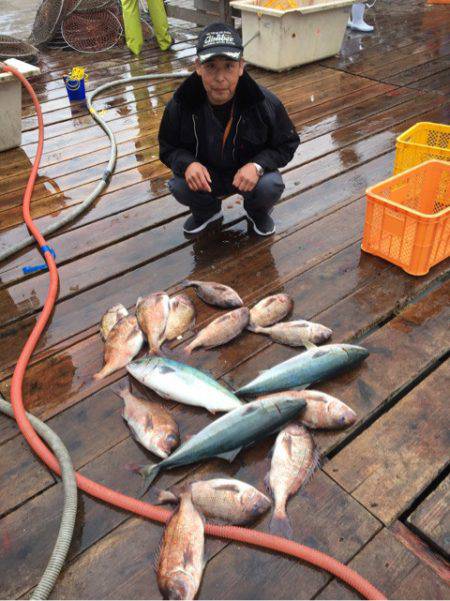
[
  {"xmin": 148, "ymin": 488, "xmax": 178, "ymax": 505},
  {"xmin": 215, "ymin": 447, "xmax": 242, "ymax": 463},
  {"xmin": 304, "ymin": 445, "xmax": 321, "ymax": 487},
  {"xmin": 127, "ymin": 422, "xmax": 141, "ymax": 443},
  {"xmin": 304, "ymin": 340, "xmax": 317, "ymax": 350},
  {"xmin": 124, "ymin": 462, "xmax": 146, "ymax": 474},
  {"xmin": 92, "ymin": 365, "xmax": 112, "ymax": 380},
  {"xmin": 269, "ymin": 509, "xmax": 293, "ymax": 540}
]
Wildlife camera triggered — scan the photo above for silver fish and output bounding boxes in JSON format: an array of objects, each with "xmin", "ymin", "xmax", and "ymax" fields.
[
  {"xmin": 127, "ymin": 356, "xmax": 242, "ymax": 413},
  {"xmin": 119, "ymin": 388, "xmax": 180, "ymax": 458},
  {"xmin": 94, "ymin": 315, "xmax": 144, "ymax": 380},
  {"xmin": 99, "ymin": 304, "xmax": 129, "ymax": 341},
  {"xmin": 136, "ymin": 292, "xmax": 170, "ymax": 355},
  {"xmin": 267, "ymin": 423, "xmax": 319, "ymax": 539},
  {"xmin": 184, "ymin": 307, "xmax": 249, "ymax": 354},
  {"xmin": 157, "ymin": 489, "xmax": 205, "ymax": 600},
  {"xmin": 136, "ymin": 394, "xmax": 307, "ymax": 490},
  {"xmin": 182, "ymin": 280, "xmax": 243, "ymax": 308},
  {"xmin": 251, "ymin": 319, "xmax": 332, "ymax": 348},
  {"xmin": 165, "ymin": 295, "xmax": 196, "ymax": 341},
  {"xmin": 235, "ymin": 343, "xmax": 369, "ymax": 396},
  {"xmin": 248, "ymin": 294, "xmax": 293, "ymax": 329},
  {"xmin": 155, "ymin": 478, "xmax": 271, "ymax": 525}
]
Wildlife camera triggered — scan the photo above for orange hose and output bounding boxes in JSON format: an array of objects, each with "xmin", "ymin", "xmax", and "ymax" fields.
[{"xmin": 3, "ymin": 62, "xmax": 386, "ymax": 601}]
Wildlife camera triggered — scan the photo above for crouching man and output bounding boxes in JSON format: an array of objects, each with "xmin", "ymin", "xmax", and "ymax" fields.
[{"xmin": 158, "ymin": 22, "xmax": 300, "ymax": 236}]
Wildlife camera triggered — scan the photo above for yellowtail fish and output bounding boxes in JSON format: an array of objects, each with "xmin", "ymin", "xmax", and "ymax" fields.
[
  {"xmin": 235, "ymin": 343, "xmax": 369, "ymax": 395},
  {"xmin": 134, "ymin": 393, "xmax": 306, "ymax": 490}
]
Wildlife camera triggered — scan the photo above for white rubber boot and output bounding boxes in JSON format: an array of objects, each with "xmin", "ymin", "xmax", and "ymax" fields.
[{"xmin": 347, "ymin": 3, "xmax": 374, "ymax": 32}]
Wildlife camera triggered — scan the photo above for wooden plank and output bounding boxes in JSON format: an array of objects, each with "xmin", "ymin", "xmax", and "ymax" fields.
[
  {"xmin": 407, "ymin": 476, "xmax": 450, "ymax": 557},
  {"xmin": 383, "ymin": 58, "xmax": 450, "ymax": 87},
  {"xmin": 408, "ymin": 71, "xmax": 450, "ymax": 95},
  {"xmin": 390, "ymin": 520, "xmax": 450, "ymax": 583},
  {"xmin": 317, "ymin": 528, "xmax": 450, "ymax": 600},
  {"xmin": 324, "ymin": 362, "xmax": 450, "ymax": 525},
  {"xmin": 0, "ymin": 433, "xmax": 54, "ymax": 516}
]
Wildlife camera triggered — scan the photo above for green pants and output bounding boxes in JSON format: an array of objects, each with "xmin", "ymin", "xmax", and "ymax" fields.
[{"xmin": 121, "ymin": 0, "xmax": 172, "ymax": 54}]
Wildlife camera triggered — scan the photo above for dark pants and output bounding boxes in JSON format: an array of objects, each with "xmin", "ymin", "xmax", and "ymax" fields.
[{"xmin": 168, "ymin": 171, "xmax": 285, "ymax": 220}]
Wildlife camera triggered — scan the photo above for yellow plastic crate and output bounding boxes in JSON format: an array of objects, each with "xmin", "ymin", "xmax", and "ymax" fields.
[{"xmin": 394, "ymin": 122, "xmax": 450, "ymax": 175}]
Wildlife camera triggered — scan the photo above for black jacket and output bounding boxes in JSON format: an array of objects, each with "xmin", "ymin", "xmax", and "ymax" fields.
[{"xmin": 158, "ymin": 70, "xmax": 300, "ymax": 177}]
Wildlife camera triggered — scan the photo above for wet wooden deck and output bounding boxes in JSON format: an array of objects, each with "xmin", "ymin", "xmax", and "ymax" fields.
[{"xmin": 0, "ymin": 0, "xmax": 449, "ymax": 598}]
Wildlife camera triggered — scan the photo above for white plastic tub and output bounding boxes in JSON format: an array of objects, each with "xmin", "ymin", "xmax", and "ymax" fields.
[
  {"xmin": 230, "ymin": 0, "xmax": 354, "ymax": 71},
  {"xmin": 0, "ymin": 59, "xmax": 41, "ymax": 152}
]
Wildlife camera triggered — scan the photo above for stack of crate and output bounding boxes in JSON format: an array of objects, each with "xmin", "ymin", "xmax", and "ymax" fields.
[{"xmin": 362, "ymin": 122, "xmax": 450, "ymax": 276}]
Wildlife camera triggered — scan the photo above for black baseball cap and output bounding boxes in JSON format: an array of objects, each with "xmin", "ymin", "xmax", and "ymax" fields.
[{"xmin": 196, "ymin": 22, "xmax": 243, "ymax": 63}]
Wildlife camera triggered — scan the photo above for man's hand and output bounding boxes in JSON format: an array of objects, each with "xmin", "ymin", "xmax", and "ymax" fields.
[
  {"xmin": 233, "ymin": 163, "xmax": 260, "ymax": 193},
  {"xmin": 185, "ymin": 162, "xmax": 212, "ymax": 193}
]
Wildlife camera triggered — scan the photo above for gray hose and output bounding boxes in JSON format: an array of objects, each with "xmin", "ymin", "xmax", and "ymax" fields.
[
  {"xmin": 0, "ymin": 396, "xmax": 77, "ymax": 600},
  {"xmin": 0, "ymin": 70, "xmax": 191, "ymax": 263}
]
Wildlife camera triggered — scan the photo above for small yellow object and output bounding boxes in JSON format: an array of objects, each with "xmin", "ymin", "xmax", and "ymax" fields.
[
  {"xmin": 261, "ymin": 0, "xmax": 298, "ymax": 8},
  {"xmin": 68, "ymin": 66, "xmax": 88, "ymax": 81}
]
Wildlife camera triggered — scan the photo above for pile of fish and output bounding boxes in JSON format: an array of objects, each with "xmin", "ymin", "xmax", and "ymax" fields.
[{"xmin": 95, "ymin": 280, "xmax": 368, "ymax": 600}]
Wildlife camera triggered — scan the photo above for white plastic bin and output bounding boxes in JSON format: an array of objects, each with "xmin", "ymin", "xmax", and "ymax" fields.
[
  {"xmin": 230, "ymin": 0, "xmax": 354, "ymax": 71},
  {"xmin": 0, "ymin": 59, "xmax": 41, "ymax": 152}
]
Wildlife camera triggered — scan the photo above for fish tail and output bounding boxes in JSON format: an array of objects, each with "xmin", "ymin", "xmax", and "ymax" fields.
[
  {"xmin": 269, "ymin": 508, "xmax": 293, "ymax": 540},
  {"xmin": 180, "ymin": 279, "xmax": 194, "ymax": 289},
  {"xmin": 139, "ymin": 463, "xmax": 161, "ymax": 492}
]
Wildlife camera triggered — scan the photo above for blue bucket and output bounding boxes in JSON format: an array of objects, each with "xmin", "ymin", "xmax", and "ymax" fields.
[{"xmin": 63, "ymin": 75, "xmax": 86, "ymax": 101}]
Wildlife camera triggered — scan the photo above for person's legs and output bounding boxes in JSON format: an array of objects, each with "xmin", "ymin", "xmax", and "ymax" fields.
[
  {"xmin": 241, "ymin": 171, "xmax": 284, "ymax": 236},
  {"xmin": 168, "ymin": 176, "xmax": 222, "ymax": 234}
]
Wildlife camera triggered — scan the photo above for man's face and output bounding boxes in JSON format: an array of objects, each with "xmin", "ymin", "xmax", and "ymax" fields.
[{"xmin": 195, "ymin": 57, "xmax": 244, "ymax": 105}]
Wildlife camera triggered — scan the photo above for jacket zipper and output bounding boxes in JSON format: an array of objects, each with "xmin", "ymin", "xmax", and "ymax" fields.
[
  {"xmin": 232, "ymin": 116, "xmax": 242, "ymax": 162},
  {"xmin": 192, "ymin": 115, "xmax": 199, "ymax": 158}
]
